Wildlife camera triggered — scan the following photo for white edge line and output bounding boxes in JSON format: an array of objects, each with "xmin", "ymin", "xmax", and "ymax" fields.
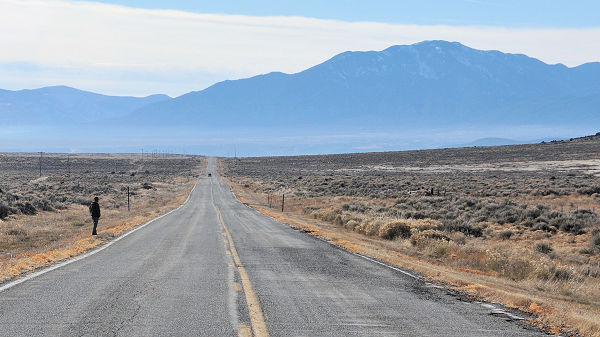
[
  {"xmin": 0, "ymin": 179, "xmax": 201, "ymax": 294},
  {"xmin": 477, "ymin": 302, "xmax": 525, "ymax": 320},
  {"xmin": 348, "ymin": 251, "xmax": 420, "ymax": 280}
]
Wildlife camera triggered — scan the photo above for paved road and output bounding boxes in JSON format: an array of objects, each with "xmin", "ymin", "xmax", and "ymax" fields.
[{"xmin": 0, "ymin": 158, "xmax": 545, "ymax": 336}]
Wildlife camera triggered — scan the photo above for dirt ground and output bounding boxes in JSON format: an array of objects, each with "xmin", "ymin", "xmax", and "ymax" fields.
[
  {"xmin": 219, "ymin": 134, "xmax": 600, "ymax": 337},
  {"xmin": 0, "ymin": 153, "xmax": 205, "ymax": 283}
]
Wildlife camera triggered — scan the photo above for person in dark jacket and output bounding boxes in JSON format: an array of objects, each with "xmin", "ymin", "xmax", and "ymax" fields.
[{"xmin": 89, "ymin": 197, "xmax": 101, "ymax": 235}]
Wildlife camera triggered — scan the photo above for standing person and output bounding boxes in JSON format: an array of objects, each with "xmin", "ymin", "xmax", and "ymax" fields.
[{"xmin": 89, "ymin": 197, "xmax": 101, "ymax": 235}]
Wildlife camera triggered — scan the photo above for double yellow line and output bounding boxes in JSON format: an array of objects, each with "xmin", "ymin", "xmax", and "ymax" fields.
[{"xmin": 216, "ymin": 206, "xmax": 269, "ymax": 337}]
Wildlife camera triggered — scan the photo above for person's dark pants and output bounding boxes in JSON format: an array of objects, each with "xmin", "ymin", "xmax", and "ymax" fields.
[{"xmin": 92, "ymin": 217, "xmax": 99, "ymax": 235}]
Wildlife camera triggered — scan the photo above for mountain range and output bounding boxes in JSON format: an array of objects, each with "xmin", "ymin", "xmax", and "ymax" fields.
[
  {"xmin": 0, "ymin": 86, "xmax": 169, "ymax": 125},
  {"xmin": 1, "ymin": 40, "xmax": 599, "ymax": 154},
  {"xmin": 125, "ymin": 40, "xmax": 600, "ymax": 130}
]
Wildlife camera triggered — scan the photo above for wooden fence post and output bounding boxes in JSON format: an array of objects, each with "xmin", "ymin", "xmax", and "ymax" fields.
[{"xmin": 39, "ymin": 152, "xmax": 43, "ymax": 177}]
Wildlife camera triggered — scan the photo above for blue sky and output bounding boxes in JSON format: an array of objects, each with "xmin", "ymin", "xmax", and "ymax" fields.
[
  {"xmin": 0, "ymin": 1, "xmax": 599, "ymax": 96},
  {"xmin": 77, "ymin": 0, "xmax": 599, "ymax": 27}
]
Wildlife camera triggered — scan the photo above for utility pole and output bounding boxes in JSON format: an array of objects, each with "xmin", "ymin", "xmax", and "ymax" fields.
[
  {"xmin": 281, "ymin": 194, "xmax": 285, "ymax": 212},
  {"xmin": 127, "ymin": 186, "xmax": 130, "ymax": 211},
  {"xmin": 39, "ymin": 152, "xmax": 43, "ymax": 177}
]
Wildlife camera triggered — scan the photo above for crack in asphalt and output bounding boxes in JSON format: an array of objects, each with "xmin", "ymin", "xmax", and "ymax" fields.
[{"xmin": 112, "ymin": 301, "xmax": 142, "ymax": 337}]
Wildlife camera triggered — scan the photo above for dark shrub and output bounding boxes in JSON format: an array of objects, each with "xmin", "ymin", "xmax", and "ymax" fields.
[
  {"xmin": 505, "ymin": 259, "xmax": 535, "ymax": 281},
  {"xmin": 578, "ymin": 186, "xmax": 600, "ymax": 195},
  {"xmin": 525, "ymin": 206, "xmax": 545, "ymax": 219},
  {"xmin": 592, "ymin": 235, "xmax": 600, "ymax": 248},
  {"xmin": 550, "ymin": 213, "xmax": 591, "ymax": 235},
  {"xmin": 538, "ymin": 266, "xmax": 573, "ymax": 281},
  {"xmin": 500, "ymin": 230, "xmax": 513, "ymax": 240},
  {"xmin": 464, "ymin": 199, "xmax": 477, "ymax": 208},
  {"xmin": 535, "ymin": 242, "xmax": 553, "ymax": 254},
  {"xmin": 33, "ymin": 199, "xmax": 55, "ymax": 212},
  {"xmin": 588, "ymin": 235, "xmax": 600, "ymax": 254},
  {"xmin": 552, "ymin": 268, "xmax": 573, "ymax": 281},
  {"xmin": 0, "ymin": 202, "xmax": 11, "ymax": 219},
  {"xmin": 560, "ymin": 222, "xmax": 585, "ymax": 235},
  {"xmin": 378, "ymin": 221, "xmax": 411, "ymax": 240},
  {"xmin": 440, "ymin": 221, "xmax": 483, "ymax": 237},
  {"xmin": 496, "ymin": 209, "xmax": 521, "ymax": 224},
  {"xmin": 17, "ymin": 202, "xmax": 37, "ymax": 215},
  {"xmin": 532, "ymin": 222, "xmax": 557, "ymax": 233},
  {"xmin": 580, "ymin": 247, "xmax": 595, "ymax": 255}
]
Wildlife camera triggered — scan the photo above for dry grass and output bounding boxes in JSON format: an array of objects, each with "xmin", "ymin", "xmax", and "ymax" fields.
[
  {"xmin": 218, "ymin": 135, "xmax": 600, "ymax": 337},
  {"xmin": 0, "ymin": 153, "xmax": 205, "ymax": 283}
]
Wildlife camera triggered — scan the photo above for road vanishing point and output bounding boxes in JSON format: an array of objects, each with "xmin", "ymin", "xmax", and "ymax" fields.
[{"xmin": 0, "ymin": 159, "xmax": 545, "ymax": 336}]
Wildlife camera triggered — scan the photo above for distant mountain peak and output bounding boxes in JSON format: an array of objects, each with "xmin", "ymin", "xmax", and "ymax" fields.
[{"xmin": 413, "ymin": 40, "xmax": 465, "ymax": 48}]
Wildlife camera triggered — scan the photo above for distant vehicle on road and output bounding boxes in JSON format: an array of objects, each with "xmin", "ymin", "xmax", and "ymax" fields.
[{"xmin": 208, "ymin": 173, "xmax": 212, "ymax": 177}]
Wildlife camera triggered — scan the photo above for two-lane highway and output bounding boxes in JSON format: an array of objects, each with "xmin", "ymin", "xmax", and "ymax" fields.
[{"xmin": 0, "ymin": 158, "xmax": 544, "ymax": 336}]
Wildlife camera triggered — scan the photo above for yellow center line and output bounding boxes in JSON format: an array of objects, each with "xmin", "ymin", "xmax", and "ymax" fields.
[
  {"xmin": 238, "ymin": 323, "xmax": 252, "ymax": 337},
  {"xmin": 216, "ymin": 206, "xmax": 269, "ymax": 337}
]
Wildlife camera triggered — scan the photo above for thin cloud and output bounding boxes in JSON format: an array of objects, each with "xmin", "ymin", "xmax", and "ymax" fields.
[{"xmin": 0, "ymin": 0, "xmax": 599, "ymax": 96}]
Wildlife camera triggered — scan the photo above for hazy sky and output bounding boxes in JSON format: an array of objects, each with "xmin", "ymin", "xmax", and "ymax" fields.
[
  {"xmin": 71, "ymin": 0, "xmax": 600, "ymax": 27},
  {"xmin": 1, "ymin": 0, "xmax": 599, "ymax": 97}
]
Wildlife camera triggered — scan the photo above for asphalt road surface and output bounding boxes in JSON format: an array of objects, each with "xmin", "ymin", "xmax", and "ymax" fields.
[{"xmin": 0, "ymin": 158, "xmax": 545, "ymax": 336}]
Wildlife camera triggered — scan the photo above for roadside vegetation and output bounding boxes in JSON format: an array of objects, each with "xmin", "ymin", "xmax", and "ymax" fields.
[
  {"xmin": 220, "ymin": 134, "xmax": 600, "ymax": 337},
  {"xmin": 0, "ymin": 153, "xmax": 205, "ymax": 283}
]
